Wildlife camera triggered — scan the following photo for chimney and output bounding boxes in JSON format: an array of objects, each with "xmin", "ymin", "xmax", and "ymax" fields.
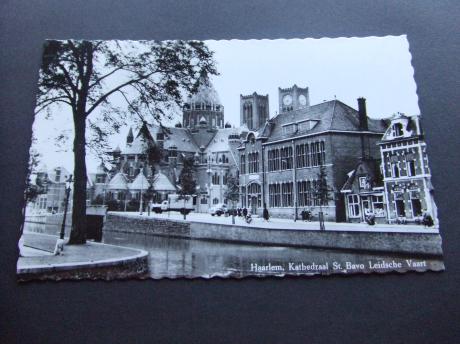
[{"xmin": 357, "ymin": 97, "xmax": 368, "ymax": 131}]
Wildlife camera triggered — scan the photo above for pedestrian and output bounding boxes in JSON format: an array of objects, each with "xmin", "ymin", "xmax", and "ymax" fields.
[
  {"xmin": 242, "ymin": 207, "xmax": 248, "ymax": 218},
  {"xmin": 301, "ymin": 208, "xmax": 306, "ymax": 221},
  {"xmin": 263, "ymin": 204, "xmax": 270, "ymax": 222},
  {"xmin": 148, "ymin": 200, "xmax": 152, "ymax": 216},
  {"xmin": 422, "ymin": 209, "xmax": 434, "ymax": 227}
]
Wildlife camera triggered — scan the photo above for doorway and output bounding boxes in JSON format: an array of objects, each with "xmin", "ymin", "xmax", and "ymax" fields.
[{"xmin": 395, "ymin": 200, "xmax": 405, "ymax": 217}]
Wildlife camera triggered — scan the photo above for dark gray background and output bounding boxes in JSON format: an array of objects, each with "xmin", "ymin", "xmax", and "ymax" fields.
[{"xmin": 1, "ymin": 1, "xmax": 459, "ymax": 343}]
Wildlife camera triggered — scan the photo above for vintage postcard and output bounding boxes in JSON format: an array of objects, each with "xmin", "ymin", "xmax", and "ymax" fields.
[{"xmin": 17, "ymin": 36, "xmax": 444, "ymax": 281}]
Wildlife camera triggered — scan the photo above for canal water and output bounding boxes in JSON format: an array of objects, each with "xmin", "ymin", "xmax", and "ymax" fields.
[{"xmin": 23, "ymin": 221, "xmax": 444, "ymax": 279}]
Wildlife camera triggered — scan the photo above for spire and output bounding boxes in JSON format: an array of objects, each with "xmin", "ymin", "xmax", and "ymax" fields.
[{"xmin": 126, "ymin": 127, "xmax": 134, "ymax": 144}]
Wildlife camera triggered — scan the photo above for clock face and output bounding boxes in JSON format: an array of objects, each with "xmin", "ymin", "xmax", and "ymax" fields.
[
  {"xmin": 283, "ymin": 94, "xmax": 293, "ymax": 106},
  {"xmin": 299, "ymin": 94, "xmax": 307, "ymax": 106}
]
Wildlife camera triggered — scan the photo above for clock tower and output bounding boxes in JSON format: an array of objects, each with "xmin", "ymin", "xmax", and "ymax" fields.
[{"xmin": 278, "ymin": 84, "xmax": 310, "ymax": 113}]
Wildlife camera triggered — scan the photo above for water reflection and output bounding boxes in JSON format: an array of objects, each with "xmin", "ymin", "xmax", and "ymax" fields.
[
  {"xmin": 102, "ymin": 231, "xmax": 444, "ymax": 278},
  {"xmin": 23, "ymin": 222, "xmax": 443, "ymax": 278}
]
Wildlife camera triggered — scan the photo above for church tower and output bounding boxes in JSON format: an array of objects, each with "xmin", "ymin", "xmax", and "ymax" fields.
[
  {"xmin": 240, "ymin": 92, "xmax": 269, "ymax": 131},
  {"xmin": 182, "ymin": 78, "xmax": 224, "ymax": 130},
  {"xmin": 278, "ymin": 84, "xmax": 310, "ymax": 113}
]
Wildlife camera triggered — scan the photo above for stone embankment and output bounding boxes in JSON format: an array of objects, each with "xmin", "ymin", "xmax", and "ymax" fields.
[
  {"xmin": 18, "ymin": 232, "xmax": 149, "ymax": 281},
  {"xmin": 103, "ymin": 213, "xmax": 443, "ymax": 256}
]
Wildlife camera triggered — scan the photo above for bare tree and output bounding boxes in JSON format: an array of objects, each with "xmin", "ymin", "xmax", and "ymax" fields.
[{"xmin": 36, "ymin": 39, "xmax": 217, "ymax": 244}]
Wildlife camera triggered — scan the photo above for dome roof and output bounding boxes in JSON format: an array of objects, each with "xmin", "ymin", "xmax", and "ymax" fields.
[{"xmin": 188, "ymin": 79, "xmax": 221, "ymax": 105}]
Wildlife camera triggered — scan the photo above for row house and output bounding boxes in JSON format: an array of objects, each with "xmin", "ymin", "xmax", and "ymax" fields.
[{"xmin": 341, "ymin": 113, "xmax": 437, "ymax": 225}]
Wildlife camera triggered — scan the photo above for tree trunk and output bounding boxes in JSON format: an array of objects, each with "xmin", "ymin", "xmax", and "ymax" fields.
[
  {"xmin": 183, "ymin": 198, "xmax": 186, "ymax": 220},
  {"xmin": 68, "ymin": 113, "xmax": 87, "ymax": 244}
]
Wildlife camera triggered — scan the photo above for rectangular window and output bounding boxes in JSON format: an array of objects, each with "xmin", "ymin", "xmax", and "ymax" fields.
[
  {"xmin": 372, "ymin": 195, "xmax": 385, "ymax": 217},
  {"xmin": 407, "ymin": 160, "xmax": 416, "ymax": 176},
  {"xmin": 274, "ymin": 149, "xmax": 280, "ymax": 171},
  {"xmin": 296, "ymin": 145, "xmax": 304, "ymax": 168},
  {"xmin": 275, "ymin": 184, "xmax": 281, "ymax": 207},
  {"xmin": 320, "ymin": 141, "xmax": 326, "ymax": 165},
  {"xmin": 311, "ymin": 142, "xmax": 318, "ymax": 166},
  {"xmin": 348, "ymin": 194, "xmax": 360, "ymax": 217}
]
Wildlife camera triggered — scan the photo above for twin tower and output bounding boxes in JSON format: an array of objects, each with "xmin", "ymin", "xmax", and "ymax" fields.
[
  {"xmin": 240, "ymin": 84, "xmax": 310, "ymax": 131},
  {"xmin": 182, "ymin": 79, "xmax": 310, "ymax": 132}
]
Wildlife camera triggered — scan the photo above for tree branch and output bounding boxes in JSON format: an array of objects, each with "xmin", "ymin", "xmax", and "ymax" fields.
[
  {"xmin": 85, "ymin": 72, "xmax": 156, "ymax": 117},
  {"xmin": 117, "ymin": 90, "xmax": 146, "ymax": 122},
  {"xmin": 88, "ymin": 66, "xmax": 125, "ymax": 89}
]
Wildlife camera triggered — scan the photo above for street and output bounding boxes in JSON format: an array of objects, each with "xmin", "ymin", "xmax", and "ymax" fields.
[{"xmin": 112, "ymin": 211, "xmax": 439, "ymax": 234}]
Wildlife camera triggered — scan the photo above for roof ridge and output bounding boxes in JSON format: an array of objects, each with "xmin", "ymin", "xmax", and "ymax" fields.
[{"xmin": 328, "ymin": 100, "xmax": 338, "ymax": 130}]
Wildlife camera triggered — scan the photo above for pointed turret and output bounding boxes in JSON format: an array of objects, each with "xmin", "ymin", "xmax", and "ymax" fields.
[{"xmin": 126, "ymin": 127, "xmax": 134, "ymax": 144}]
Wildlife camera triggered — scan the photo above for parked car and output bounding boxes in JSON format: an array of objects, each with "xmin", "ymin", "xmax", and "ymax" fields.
[{"xmin": 208, "ymin": 203, "xmax": 228, "ymax": 216}]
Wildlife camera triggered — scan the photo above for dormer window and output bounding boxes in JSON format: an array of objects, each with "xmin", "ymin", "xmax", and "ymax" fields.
[
  {"xmin": 392, "ymin": 123, "xmax": 403, "ymax": 137},
  {"xmin": 156, "ymin": 133, "xmax": 164, "ymax": 141},
  {"xmin": 54, "ymin": 168, "xmax": 61, "ymax": 182}
]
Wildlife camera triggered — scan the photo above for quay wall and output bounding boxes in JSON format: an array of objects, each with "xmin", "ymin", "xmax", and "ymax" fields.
[{"xmin": 103, "ymin": 214, "xmax": 443, "ymax": 256}]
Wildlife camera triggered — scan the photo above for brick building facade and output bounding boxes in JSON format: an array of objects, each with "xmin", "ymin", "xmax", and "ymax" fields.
[{"xmin": 238, "ymin": 86, "xmax": 387, "ymax": 221}]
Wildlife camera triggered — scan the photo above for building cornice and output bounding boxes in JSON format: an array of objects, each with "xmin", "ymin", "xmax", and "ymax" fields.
[{"xmin": 261, "ymin": 130, "xmax": 384, "ymax": 146}]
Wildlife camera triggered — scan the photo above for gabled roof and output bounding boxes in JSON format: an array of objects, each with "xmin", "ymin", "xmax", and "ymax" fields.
[
  {"xmin": 204, "ymin": 127, "xmax": 242, "ymax": 153},
  {"xmin": 264, "ymin": 100, "xmax": 387, "ymax": 143},
  {"xmin": 341, "ymin": 158, "xmax": 383, "ymax": 193},
  {"xmin": 380, "ymin": 113, "xmax": 421, "ymax": 142},
  {"xmin": 107, "ymin": 172, "xmax": 128, "ymax": 190},
  {"xmin": 121, "ymin": 134, "xmax": 149, "ymax": 155},
  {"xmin": 147, "ymin": 124, "xmax": 200, "ymax": 153},
  {"xmin": 153, "ymin": 172, "xmax": 176, "ymax": 192},
  {"xmin": 129, "ymin": 172, "xmax": 150, "ymax": 190},
  {"xmin": 44, "ymin": 166, "xmax": 71, "ymax": 184}
]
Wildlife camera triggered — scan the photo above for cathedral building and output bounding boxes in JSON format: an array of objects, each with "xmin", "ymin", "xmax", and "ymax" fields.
[
  {"xmin": 91, "ymin": 79, "xmax": 435, "ymax": 224},
  {"xmin": 238, "ymin": 86, "xmax": 387, "ymax": 221},
  {"xmin": 98, "ymin": 79, "xmax": 246, "ymax": 212}
]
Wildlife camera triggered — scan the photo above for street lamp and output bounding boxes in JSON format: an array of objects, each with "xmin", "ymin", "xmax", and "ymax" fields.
[{"xmin": 60, "ymin": 174, "xmax": 73, "ymax": 240}]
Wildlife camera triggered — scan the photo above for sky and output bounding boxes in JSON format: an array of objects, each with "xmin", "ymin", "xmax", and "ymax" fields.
[{"xmin": 32, "ymin": 35, "xmax": 419, "ymax": 173}]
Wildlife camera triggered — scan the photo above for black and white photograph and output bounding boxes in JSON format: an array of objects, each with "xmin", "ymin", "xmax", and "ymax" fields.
[{"xmin": 17, "ymin": 36, "xmax": 444, "ymax": 281}]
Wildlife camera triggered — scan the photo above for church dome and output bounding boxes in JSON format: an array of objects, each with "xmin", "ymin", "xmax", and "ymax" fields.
[{"xmin": 188, "ymin": 79, "xmax": 221, "ymax": 107}]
